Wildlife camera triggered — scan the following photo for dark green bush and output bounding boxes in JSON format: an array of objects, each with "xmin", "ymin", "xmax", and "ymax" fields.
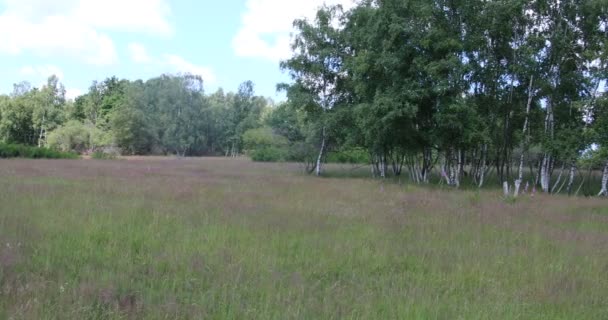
[
  {"xmin": 0, "ymin": 143, "xmax": 79, "ymax": 159},
  {"xmin": 250, "ymin": 146, "xmax": 286, "ymax": 162}
]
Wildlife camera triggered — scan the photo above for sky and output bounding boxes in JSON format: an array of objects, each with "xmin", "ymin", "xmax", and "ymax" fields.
[{"xmin": 0, "ymin": 0, "xmax": 355, "ymax": 101}]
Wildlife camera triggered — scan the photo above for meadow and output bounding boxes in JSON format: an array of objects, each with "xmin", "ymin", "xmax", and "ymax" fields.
[{"xmin": 0, "ymin": 157, "xmax": 607, "ymax": 319}]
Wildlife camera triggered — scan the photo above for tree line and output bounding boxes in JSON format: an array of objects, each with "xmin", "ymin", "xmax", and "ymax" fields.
[
  {"xmin": 278, "ymin": 0, "xmax": 608, "ymax": 196},
  {"xmin": 0, "ymin": 75, "xmax": 272, "ymax": 158}
]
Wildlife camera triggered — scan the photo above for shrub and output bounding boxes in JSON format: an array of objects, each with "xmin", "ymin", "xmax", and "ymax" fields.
[
  {"xmin": 47, "ymin": 121, "xmax": 112, "ymax": 154},
  {"xmin": 243, "ymin": 127, "xmax": 289, "ymax": 162},
  {"xmin": 250, "ymin": 146, "xmax": 286, "ymax": 162},
  {"xmin": 0, "ymin": 143, "xmax": 78, "ymax": 159}
]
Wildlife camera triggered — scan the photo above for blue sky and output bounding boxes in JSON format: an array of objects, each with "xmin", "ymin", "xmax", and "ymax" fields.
[{"xmin": 0, "ymin": 0, "xmax": 354, "ymax": 100}]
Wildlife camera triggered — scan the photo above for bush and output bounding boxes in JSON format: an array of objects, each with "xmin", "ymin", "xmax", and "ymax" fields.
[
  {"xmin": 250, "ymin": 146, "xmax": 286, "ymax": 162},
  {"xmin": 0, "ymin": 143, "xmax": 79, "ymax": 159},
  {"xmin": 47, "ymin": 121, "xmax": 112, "ymax": 154},
  {"xmin": 243, "ymin": 127, "xmax": 289, "ymax": 162}
]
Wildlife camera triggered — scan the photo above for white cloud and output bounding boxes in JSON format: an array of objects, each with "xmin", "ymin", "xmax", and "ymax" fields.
[
  {"xmin": 128, "ymin": 42, "xmax": 153, "ymax": 64},
  {"xmin": 20, "ymin": 65, "xmax": 65, "ymax": 80},
  {"xmin": 232, "ymin": 0, "xmax": 356, "ymax": 61},
  {"xmin": 0, "ymin": 0, "xmax": 172, "ymax": 65},
  {"xmin": 164, "ymin": 54, "xmax": 217, "ymax": 84},
  {"xmin": 19, "ymin": 66, "xmax": 35, "ymax": 76},
  {"xmin": 65, "ymin": 88, "xmax": 83, "ymax": 100},
  {"xmin": 125, "ymin": 42, "xmax": 216, "ymax": 85},
  {"xmin": 71, "ymin": 0, "xmax": 172, "ymax": 36}
]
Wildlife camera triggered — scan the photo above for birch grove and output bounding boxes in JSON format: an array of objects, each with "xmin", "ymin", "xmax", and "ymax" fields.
[{"xmin": 278, "ymin": 0, "xmax": 608, "ymax": 196}]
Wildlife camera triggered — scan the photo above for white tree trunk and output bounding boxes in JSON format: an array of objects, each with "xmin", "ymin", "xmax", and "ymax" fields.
[
  {"xmin": 478, "ymin": 144, "xmax": 487, "ymax": 188},
  {"xmin": 379, "ymin": 154, "xmax": 386, "ymax": 178},
  {"xmin": 540, "ymin": 155, "xmax": 551, "ymax": 193},
  {"xmin": 598, "ymin": 161, "xmax": 608, "ymax": 197},
  {"xmin": 455, "ymin": 149, "xmax": 463, "ymax": 188},
  {"xmin": 541, "ymin": 96, "xmax": 554, "ymax": 193},
  {"xmin": 566, "ymin": 162, "xmax": 576, "ymax": 195},
  {"xmin": 551, "ymin": 163, "xmax": 566, "ymax": 194},
  {"xmin": 514, "ymin": 180, "xmax": 521, "ymax": 197},
  {"xmin": 315, "ymin": 128, "xmax": 326, "ymax": 177},
  {"xmin": 515, "ymin": 76, "xmax": 534, "ymax": 197},
  {"xmin": 422, "ymin": 148, "xmax": 432, "ymax": 184}
]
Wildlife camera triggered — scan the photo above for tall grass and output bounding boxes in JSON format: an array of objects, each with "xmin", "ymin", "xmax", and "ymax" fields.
[{"xmin": 0, "ymin": 158, "xmax": 607, "ymax": 319}]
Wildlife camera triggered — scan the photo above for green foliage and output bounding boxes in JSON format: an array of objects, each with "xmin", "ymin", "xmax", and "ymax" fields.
[
  {"xmin": 326, "ymin": 148, "xmax": 370, "ymax": 164},
  {"xmin": 0, "ymin": 143, "xmax": 78, "ymax": 159},
  {"xmin": 276, "ymin": 0, "xmax": 608, "ymax": 190},
  {"xmin": 32, "ymin": 75, "xmax": 67, "ymax": 146},
  {"xmin": 243, "ymin": 127, "xmax": 287, "ymax": 149},
  {"xmin": 47, "ymin": 120, "xmax": 109, "ymax": 153},
  {"xmin": 243, "ymin": 127, "xmax": 288, "ymax": 162},
  {"xmin": 0, "ymin": 85, "xmax": 37, "ymax": 145},
  {"xmin": 250, "ymin": 146, "xmax": 286, "ymax": 162}
]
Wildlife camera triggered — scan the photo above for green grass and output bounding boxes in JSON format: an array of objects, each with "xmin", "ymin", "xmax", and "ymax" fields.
[{"xmin": 0, "ymin": 158, "xmax": 607, "ymax": 319}]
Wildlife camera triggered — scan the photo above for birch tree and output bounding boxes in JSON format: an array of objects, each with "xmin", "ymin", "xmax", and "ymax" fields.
[
  {"xmin": 32, "ymin": 75, "xmax": 66, "ymax": 147},
  {"xmin": 280, "ymin": 5, "xmax": 348, "ymax": 176}
]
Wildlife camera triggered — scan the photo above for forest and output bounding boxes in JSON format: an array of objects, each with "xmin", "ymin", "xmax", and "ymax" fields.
[{"xmin": 1, "ymin": 0, "xmax": 607, "ymax": 197}]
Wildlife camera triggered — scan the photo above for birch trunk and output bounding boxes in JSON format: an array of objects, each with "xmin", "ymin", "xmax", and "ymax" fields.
[
  {"xmin": 503, "ymin": 181, "xmax": 510, "ymax": 197},
  {"xmin": 514, "ymin": 76, "xmax": 534, "ymax": 197},
  {"xmin": 540, "ymin": 155, "xmax": 551, "ymax": 193},
  {"xmin": 598, "ymin": 161, "xmax": 608, "ymax": 197},
  {"xmin": 456, "ymin": 149, "xmax": 463, "ymax": 188},
  {"xmin": 551, "ymin": 163, "xmax": 566, "ymax": 194},
  {"xmin": 514, "ymin": 180, "xmax": 522, "ymax": 197},
  {"xmin": 541, "ymin": 97, "xmax": 554, "ymax": 193},
  {"xmin": 422, "ymin": 148, "xmax": 432, "ymax": 184},
  {"xmin": 315, "ymin": 127, "xmax": 326, "ymax": 177},
  {"xmin": 566, "ymin": 162, "xmax": 576, "ymax": 195},
  {"xmin": 478, "ymin": 144, "xmax": 487, "ymax": 188}
]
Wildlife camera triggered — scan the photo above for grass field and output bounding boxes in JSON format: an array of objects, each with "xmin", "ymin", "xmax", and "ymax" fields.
[{"xmin": 1, "ymin": 158, "xmax": 607, "ymax": 319}]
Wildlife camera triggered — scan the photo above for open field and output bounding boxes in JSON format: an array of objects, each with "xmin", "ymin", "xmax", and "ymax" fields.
[{"xmin": 1, "ymin": 158, "xmax": 607, "ymax": 319}]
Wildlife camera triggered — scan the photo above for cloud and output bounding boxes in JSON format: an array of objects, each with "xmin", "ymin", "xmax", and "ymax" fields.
[
  {"xmin": 125, "ymin": 42, "xmax": 216, "ymax": 85},
  {"xmin": 128, "ymin": 42, "xmax": 153, "ymax": 64},
  {"xmin": 20, "ymin": 65, "xmax": 65, "ymax": 80},
  {"xmin": 65, "ymin": 88, "xmax": 83, "ymax": 100},
  {"xmin": 232, "ymin": 0, "xmax": 356, "ymax": 61},
  {"xmin": 0, "ymin": 0, "xmax": 172, "ymax": 65},
  {"xmin": 164, "ymin": 54, "xmax": 217, "ymax": 84},
  {"xmin": 125, "ymin": 41, "xmax": 216, "ymax": 84}
]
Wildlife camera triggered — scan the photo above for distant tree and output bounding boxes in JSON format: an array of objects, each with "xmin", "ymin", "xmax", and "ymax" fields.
[
  {"xmin": 32, "ymin": 75, "xmax": 66, "ymax": 147},
  {"xmin": 0, "ymin": 85, "xmax": 37, "ymax": 145}
]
